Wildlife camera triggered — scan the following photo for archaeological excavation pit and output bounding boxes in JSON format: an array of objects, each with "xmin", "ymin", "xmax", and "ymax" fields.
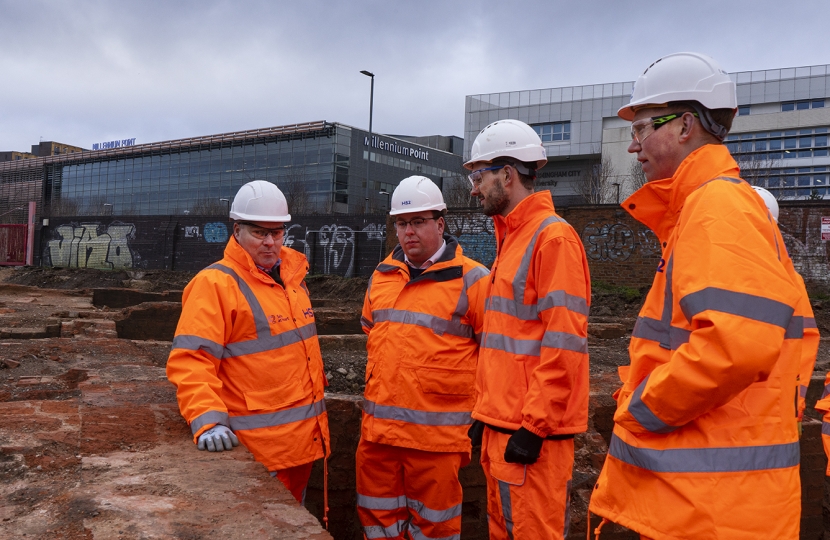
[{"xmin": 0, "ymin": 271, "xmax": 828, "ymax": 539}]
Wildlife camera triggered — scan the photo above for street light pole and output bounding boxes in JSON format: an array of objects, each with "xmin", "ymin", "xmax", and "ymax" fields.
[
  {"xmin": 379, "ymin": 190, "xmax": 391, "ymax": 211},
  {"xmin": 360, "ymin": 70, "xmax": 375, "ymax": 213}
]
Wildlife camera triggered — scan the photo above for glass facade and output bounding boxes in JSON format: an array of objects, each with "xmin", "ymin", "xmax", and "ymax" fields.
[{"xmin": 17, "ymin": 122, "xmax": 464, "ymax": 216}]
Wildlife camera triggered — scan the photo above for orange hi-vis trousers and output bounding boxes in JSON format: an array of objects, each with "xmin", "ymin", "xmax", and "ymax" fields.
[
  {"xmin": 481, "ymin": 427, "xmax": 573, "ymax": 540},
  {"xmin": 270, "ymin": 462, "xmax": 314, "ymax": 505},
  {"xmin": 356, "ymin": 438, "xmax": 467, "ymax": 539}
]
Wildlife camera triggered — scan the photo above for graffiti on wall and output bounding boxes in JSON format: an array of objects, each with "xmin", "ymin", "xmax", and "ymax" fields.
[
  {"xmin": 46, "ymin": 222, "xmax": 138, "ymax": 269},
  {"xmin": 581, "ymin": 221, "xmax": 661, "ymax": 262},
  {"xmin": 780, "ymin": 213, "xmax": 830, "ymax": 287},
  {"xmin": 284, "ymin": 222, "xmax": 387, "ymax": 277}
]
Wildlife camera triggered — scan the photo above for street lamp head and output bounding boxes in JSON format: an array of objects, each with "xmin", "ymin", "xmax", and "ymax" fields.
[
  {"xmin": 360, "ymin": 70, "xmax": 374, "ymax": 78},
  {"xmin": 379, "ymin": 190, "xmax": 390, "ymax": 195}
]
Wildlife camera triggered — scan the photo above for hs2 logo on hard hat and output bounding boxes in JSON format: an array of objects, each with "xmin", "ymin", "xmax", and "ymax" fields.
[
  {"xmin": 401, "ymin": 200, "xmax": 411, "ymax": 205},
  {"xmin": 506, "ymin": 140, "xmax": 516, "ymax": 146}
]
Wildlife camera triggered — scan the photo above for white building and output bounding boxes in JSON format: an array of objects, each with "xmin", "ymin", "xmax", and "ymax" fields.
[{"xmin": 465, "ymin": 64, "xmax": 830, "ymax": 204}]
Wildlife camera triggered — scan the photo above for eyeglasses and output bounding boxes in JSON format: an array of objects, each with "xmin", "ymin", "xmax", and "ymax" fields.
[
  {"xmin": 630, "ymin": 111, "xmax": 699, "ymax": 144},
  {"xmin": 468, "ymin": 165, "xmax": 505, "ymax": 188},
  {"xmin": 238, "ymin": 221, "xmax": 286, "ymax": 240},
  {"xmin": 394, "ymin": 217, "xmax": 439, "ymax": 231}
]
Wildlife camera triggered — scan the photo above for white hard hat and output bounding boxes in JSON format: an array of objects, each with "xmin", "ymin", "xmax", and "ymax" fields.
[
  {"xmin": 618, "ymin": 52, "xmax": 737, "ymax": 121},
  {"xmin": 752, "ymin": 185, "xmax": 779, "ymax": 222},
  {"xmin": 463, "ymin": 119, "xmax": 547, "ymax": 171},
  {"xmin": 229, "ymin": 180, "xmax": 291, "ymax": 222},
  {"xmin": 389, "ymin": 176, "xmax": 447, "ymax": 216}
]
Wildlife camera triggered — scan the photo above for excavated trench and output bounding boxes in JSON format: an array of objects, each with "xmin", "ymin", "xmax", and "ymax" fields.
[{"xmin": 1, "ymin": 284, "xmax": 827, "ymax": 540}]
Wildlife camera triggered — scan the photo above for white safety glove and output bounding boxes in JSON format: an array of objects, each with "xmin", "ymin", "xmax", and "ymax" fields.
[{"xmin": 197, "ymin": 425, "xmax": 240, "ymax": 452}]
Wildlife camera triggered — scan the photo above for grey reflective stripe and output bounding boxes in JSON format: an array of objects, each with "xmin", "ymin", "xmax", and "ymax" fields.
[
  {"xmin": 486, "ymin": 295, "xmax": 538, "ymax": 320},
  {"xmin": 542, "ymin": 331, "xmax": 588, "ymax": 353},
  {"xmin": 361, "ymin": 315, "xmax": 374, "ymax": 329},
  {"xmin": 362, "ymin": 400, "xmax": 472, "ymax": 426},
  {"xmin": 486, "ymin": 216, "xmax": 570, "ymax": 323},
  {"xmin": 628, "ymin": 375, "xmax": 679, "ymax": 434},
  {"xmin": 498, "ymin": 480, "xmax": 515, "ymax": 540},
  {"xmin": 805, "ymin": 317, "xmax": 817, "ymax": 329},
  {"xmin": 453, "ymin": 265, "xmax": 490, "ymax": 322},
  {"xmin": 630, "ymin": 317, "xmax": 691, "ymax": 351},
  {"xmin": 563, "ymin": 479, "xmax": 572, "ymax": 538},
  {"xmin": 679, "ymin": 287, "xmax": 794, "ymax": 329},
  {"xmin": 464, "ymin": 265, "xmax": 490, "ymax": 288},
  {"xmin": 823, "ymin": 384, "xmax": 830, "ymax": 400},
  {"xmin": 408, "ymin": 498, "xmax": 462, "ymax": 523},
  {"xmin": 364, "ymin": 519, "xmax": 407, "ymax": 539},
  {"xmin": 377, "ymin": 263, "xmax": 400, "ymax": 273},
  {"xmin": 229, "ymin": 399, "xmax": 326, "ymax": 431},
  {"xmin": 487, "ymin": 290, "xmax": 589, "ymax": 321},
  {"xmin": 513, "ymin": 215, "xmax": 565, "ymax": 309},
  {"xmin": 800, "ymin": 385, "xmax": 808, "ymax": 398},
  {"xmin": 608, "ymin": 434, "xmax": 799, "ymax": 472},
  {"xmin": 190, "ymin": 410, "xmax": 229, "ymax": 435},
  {"xmin": 208, "ymin": 264, "xmax": 270, "ymax": 338},
  {"xmin": 172, "ymin": 335, "xmax": 225, "ymax": 360},
  {"xmin": 481, "ymin": 332, "xmax": 541, "ymax": 356},
  {"xmin": 660, "ymin": 257, "xmax": 675, "ymax": 345},
  {"xmin": 357, "ymin": 493, "xmax": 407, "ymax": 511},
  {"xmin": 371, "ymin": 308, "xmax": 473, "ymax": 339},
  {"xmin": 538, "ymin": 290, "xmax": 590, "ymax": 316},
  {"xmin": 785, "ymin": 316, "xmax": 804, "ymax": 339},
  {"xmin": 409, "ymin": 522, "xmax": 460, "ymax": 540},
  {"xmin": 224, "ymin": 323, "xmax": 317, "ymax": 358},
  {"xmin": 823, "ymin": 422, "xmax": 830, "ymax": 437}
]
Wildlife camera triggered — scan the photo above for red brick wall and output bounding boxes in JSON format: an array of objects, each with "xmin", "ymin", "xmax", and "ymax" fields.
[{"xmin": 452, "ymin": 200, "xmax": 830, "ymax": 291}]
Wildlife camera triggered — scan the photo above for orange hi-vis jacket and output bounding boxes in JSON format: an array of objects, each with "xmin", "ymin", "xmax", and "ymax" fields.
[
  {"xmin": 794, "ymin": 275, "xmax": 819, "ymax": 422},
  {"xmin": 360, "ymin": 236, "xmax": 489, "ymax": 453},
  {"xmin": 472, "ymin": 191, "xmax": 591, "ymax": 438},
  {"xmin": 167, "ymin": 237, "xmax": 329, "ymax": 471},
  {"xmin": 589, "ymin": 145, "xmax": 807, "ymax": 540},
  {"xmin": 813, "ymin": 372, "xmax": 830, "ymax": 474}
]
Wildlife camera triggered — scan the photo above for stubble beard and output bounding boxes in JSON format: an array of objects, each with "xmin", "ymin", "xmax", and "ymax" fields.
[{"xmin": 482, "ymin": 181, "xmax": 509, "ymax": 217}]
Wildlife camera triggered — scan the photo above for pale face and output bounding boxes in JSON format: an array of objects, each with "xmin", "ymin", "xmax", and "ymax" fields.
[
  {"xmin": 233, "ymin": 221, "xmax": 285, "ymax": 268},
  {"xmin": 627, "ymin": 107, "xmax": 687, "ymax": 182},
  {"xmin": 394, "ymin": 210, "xmax": 445, "ymax": 267}
]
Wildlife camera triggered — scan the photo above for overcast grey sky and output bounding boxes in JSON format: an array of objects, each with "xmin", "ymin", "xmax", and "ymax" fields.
[{"xmin": 1, "ymin": 0, "xmax": 829, "ymax": 152}]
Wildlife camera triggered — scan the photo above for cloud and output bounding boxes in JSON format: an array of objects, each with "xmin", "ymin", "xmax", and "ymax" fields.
[{"xmin": 0, "ymin": 0, "xmax": 828, "ymax": 151}]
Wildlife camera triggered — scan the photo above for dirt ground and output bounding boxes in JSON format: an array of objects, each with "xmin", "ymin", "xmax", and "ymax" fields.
[{"xmin": 2, "ymin": 267, "xmax": 830, "ymax": 539}]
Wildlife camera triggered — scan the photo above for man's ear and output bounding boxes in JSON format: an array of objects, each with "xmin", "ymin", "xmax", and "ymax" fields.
[{"xmin": 678, "ymin": 113, "xmax": 696, "ymax": 142}]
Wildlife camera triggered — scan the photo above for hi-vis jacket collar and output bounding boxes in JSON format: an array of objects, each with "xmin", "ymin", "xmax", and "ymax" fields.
[
  {"xmin": 622, "ymin": 144, "xmax": 741, "ymax": 243},
  {"xmin": 227, "ymin": 235, "xmax": 306, "ymax": 286},
  {"xmin": 493, "ymin": 191, "xmax": 557, "ymax": 234}
]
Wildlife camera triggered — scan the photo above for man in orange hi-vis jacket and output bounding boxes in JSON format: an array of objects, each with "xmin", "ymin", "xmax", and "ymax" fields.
[
  {"xmin": 465, "ymin": 119, "xmax": 591, "ymax": 540},
  {"xmin": 752, "ymin": 187, "xmax": 820, "ymax": 430},
  {"xmin": 356, "ymin": 176, "xmax": 489, "ymax": 540},
  {"xmin": 588, "ymin": 52, "xmax": 811, "ymax": 540},
  {"xmin": 167, "ymin": 180, "xmax": 329, "ymax": 505}
]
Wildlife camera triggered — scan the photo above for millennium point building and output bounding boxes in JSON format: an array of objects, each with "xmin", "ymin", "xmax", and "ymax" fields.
[
  {"xmin": 465, "ymin": 63, "xmax": 830, "ymax": 204},
  {"xmin": 0, "ymin": 121, "xmax": 464, "ymax": 221}
]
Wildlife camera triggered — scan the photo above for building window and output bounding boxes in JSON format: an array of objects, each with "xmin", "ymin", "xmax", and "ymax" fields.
[
  {"xmin": 532, "ymin": 122, "xmax": 570, "ymax": 142},
  {"xmin": 738, "ymin": 105, "xmax": 750, "ymax": 116},
  {"xmin": 782, "ymin": 99, "xmax": 825, "ymax": 112}
]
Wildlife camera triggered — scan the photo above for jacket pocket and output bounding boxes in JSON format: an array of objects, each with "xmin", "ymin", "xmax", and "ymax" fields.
[
  {"xmin": 243, "ymin": 379, "xmax": 306, "ymax": 411},
  {"xmin": 415, "ymin": 367, "xmax": 475, "ymax": 396}
]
